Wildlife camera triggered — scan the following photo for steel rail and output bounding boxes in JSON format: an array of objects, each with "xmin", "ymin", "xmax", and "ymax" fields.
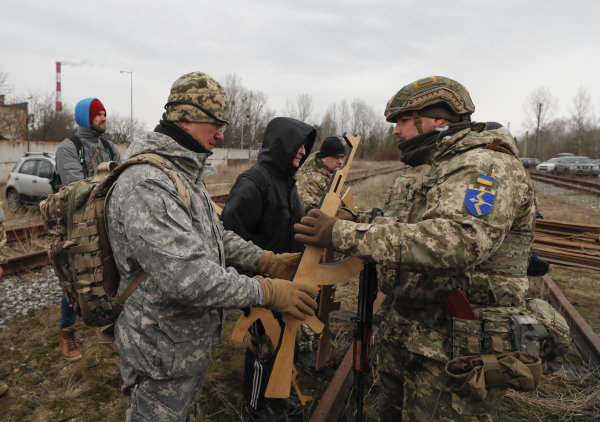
[
  {"xmin": 309, "ymin": 292, "xmax": 384, "ymax": 422},
  {"xmin": 6, "ymin": 224, "xmax": 47, "ymax": 243},
  {"xmin": 530, "ymin": 174, "xmax": 600, "ymax": 197},
  {"xmin": 3, "ymin": 250, "xmax": 50, "ymax": 276},
  {"xmin": 542, "ymin": 275, "xmax": 600, "ymax": 366}
]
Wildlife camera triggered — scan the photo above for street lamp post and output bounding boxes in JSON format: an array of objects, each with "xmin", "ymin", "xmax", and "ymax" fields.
[{"xmin": 120, "ymin": 70, "xmax": 133, "ymax": 143}]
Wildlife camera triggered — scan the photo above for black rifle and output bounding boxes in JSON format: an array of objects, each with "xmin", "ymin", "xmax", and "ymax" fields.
[{"xmin": 352, "ymin": 208, "xmax": 381, "ymax": 422}]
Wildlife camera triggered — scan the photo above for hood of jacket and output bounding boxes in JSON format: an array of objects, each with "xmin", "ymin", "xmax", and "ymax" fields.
[
  {"xmin": 426, "ymin": 122, "xmax": 520, "ymax": 164},
  {"xmin": 257, "ymin": 117, "xmax": 316, "ymax": 179},
  {"xmin": 123, "ymin": 131, "xmax": 217, "ymax": 183}
]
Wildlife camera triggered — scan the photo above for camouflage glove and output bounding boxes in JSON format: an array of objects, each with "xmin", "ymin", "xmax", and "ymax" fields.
[
  {"xmin": 255, "ymin": 276, "xmax": 318, "ymax": 321},
  {"xmin": 294, "ymin": 209, "xmax": 337, "ymax": 251},
  {"xmin": 335, "ymin": 207, "xmax": 357, "ymax": 222},
  {"xmin": 255, "ymin": 251, "xmax": 300, "ymax": 280}
]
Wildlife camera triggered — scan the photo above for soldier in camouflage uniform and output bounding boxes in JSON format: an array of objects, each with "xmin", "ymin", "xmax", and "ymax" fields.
[
  {"xmin": 296, "ymin": 136, "xmax": 347, "ymax": 214},
  {"xmin": 105, "ymin": 72, "xmax": 318, "ymax": 422},
  {"xmin": 295, "ymin": 76, "xmax": 536, "ymax": 421}
]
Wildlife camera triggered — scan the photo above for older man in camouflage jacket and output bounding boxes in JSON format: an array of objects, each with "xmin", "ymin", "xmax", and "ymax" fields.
[
  {"xmin": 295, "ymin": 77, "xmax": 536, "ymax": 421},
  {"xmin": 105, "ymin": 72, "xmax": 317, "ymax": 422},
  {"xmin": 296, "ymin": 136, "xmax": 347, "ymax": 215}
]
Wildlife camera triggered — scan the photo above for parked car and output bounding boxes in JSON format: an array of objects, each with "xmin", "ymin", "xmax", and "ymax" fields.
[
  {"xmin": 554, "ymin": 156, "xmax": 600, "ymax": 176},
  {"xmin": 520, "ymin": 158, "xmax": 541, "ymax": 168},
  {"xmin": 555, "ymin": 153, "xmax": 574, "ymax": 157},
  {"xmin": 5, "ymin": 152, "xmax": 55, "ymax": 212},
  {"xmin": 536, "ymin": 157, "xmax": 560, "ymax": 172}
]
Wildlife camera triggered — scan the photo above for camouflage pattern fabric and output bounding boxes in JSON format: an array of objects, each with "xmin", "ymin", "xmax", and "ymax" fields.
[
  {"xmin": 165, "ymin": 71, "xmax": 230, "ymax": 123},
  {"xmin": 105, "ymin": 131, "xmax": 264, "ymax": 416},
  {"xmin": 124, "ymin": 372, "xmax": 204, "ymax": 422},
  {"xmin": 384, "ymin": 76, "xmax": 475, "ymax": 123},
  {"xmin": 330, "ymin": 124, "xmax": 535, "ymax": 420},
  {"xmin": 296, "ymin": 152, "xmax": 347, "ymax": 215},
  {"xmin": 0, "ymin": 199, "xmax": 6, "ymax": 265}
]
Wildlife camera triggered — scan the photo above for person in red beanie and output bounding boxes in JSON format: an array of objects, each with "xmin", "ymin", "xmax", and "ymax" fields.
[{"xmin": 54, "ymin": 97, "xmax": 121, "ymax": 361}]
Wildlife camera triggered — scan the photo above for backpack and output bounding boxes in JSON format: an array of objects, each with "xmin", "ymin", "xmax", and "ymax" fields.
[
  {"xmin": 50, "ymin": 135, "xmax": 117, "ymax": 193},
  {"xmin": 40, "ymin": 153, "xmax": 191, "ymax": 327}
]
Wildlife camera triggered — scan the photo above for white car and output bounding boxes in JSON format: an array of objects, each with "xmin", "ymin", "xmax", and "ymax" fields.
[
  {"xmin": 5, "ymin": 152, "xmax": 56, "ymax": 212},
  {"xmin": 535, "ymin": 157, "xmax": 559, "ymax": 172}
]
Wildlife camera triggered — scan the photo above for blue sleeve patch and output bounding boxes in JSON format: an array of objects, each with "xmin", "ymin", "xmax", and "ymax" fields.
[{"xmin": 465, "ymin": 184, "xmax": 496, "ymax": 217}]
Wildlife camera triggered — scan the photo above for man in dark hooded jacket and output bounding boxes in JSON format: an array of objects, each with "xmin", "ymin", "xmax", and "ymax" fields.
[{"xmin": 221, "ymin": 117, "xmax": 316, "ymax": 422}]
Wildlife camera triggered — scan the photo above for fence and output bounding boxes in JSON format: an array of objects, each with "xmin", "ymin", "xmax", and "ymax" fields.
[{"xmin": 0, "ymin": 139, "xmax": 259, "ymax": 183}]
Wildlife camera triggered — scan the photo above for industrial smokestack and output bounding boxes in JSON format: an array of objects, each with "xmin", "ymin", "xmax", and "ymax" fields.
[{"xmin": 56, "ymin": 62, "xmax": 62, "ymax": 112}]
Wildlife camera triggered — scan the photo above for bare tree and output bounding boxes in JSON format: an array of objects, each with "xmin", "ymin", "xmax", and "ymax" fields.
[
  {"xmin": 569, "ymin": 86, "xmax": 593, "ymax": 156},
  {"xmin": 104, "ymin": 112, "xmax": 148, "ymax": 144},
  {"xmin": 0, "ymin": 70, "xmax": 14, "ymax": 97},
  {"xmin": 522, "ymin": 87, "xmax": 559, "ymax": 157},
  {"xmin": 27, "ymin": 91, "xmax": 76, "ymax": 143},
  {"xmin": 220, "ymin": 73, "xmax": 272, "ymax": 149},
  {"xmin": 337, "ymin": 99, "xmax": 350, "ymax": 134},
  {"xmin": 283, "ymin": 93, "xmax": 314, "ymax": 123}
]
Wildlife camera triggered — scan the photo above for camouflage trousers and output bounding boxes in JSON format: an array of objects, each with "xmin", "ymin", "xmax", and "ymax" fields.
[
  {"xmin": 122, "ymin": 364, "xmax": 204, "ymax": 422},
  {"xmin": 377, "ymin": 339, "xmax": 507, "ymax": 422},
  {"xmin": 0, "ymin": 222, "xmax": 7, "ymax": 265}
]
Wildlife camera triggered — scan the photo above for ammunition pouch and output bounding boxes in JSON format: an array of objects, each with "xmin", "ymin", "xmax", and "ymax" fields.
[
  {"xmin": 445, "ymin": 352, "xmax": 543, "ymax": 402},
  {"xmin": 509, "ymin": 314, "xmax": 549, "ymax": 356},
  {"xmin": 451, "ymin": 311, "xmax": 548, "ymax": 358}
]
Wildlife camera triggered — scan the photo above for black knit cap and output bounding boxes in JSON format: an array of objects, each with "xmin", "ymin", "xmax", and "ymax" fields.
[{"xmin": 319, "ymin": 136, "xmax": 346, "ymax": 158}]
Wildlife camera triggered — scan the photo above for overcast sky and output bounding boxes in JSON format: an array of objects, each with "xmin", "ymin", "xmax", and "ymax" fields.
[{"xmin": 2, "ymin": 0, "xmax": 598, "ymax": 139}]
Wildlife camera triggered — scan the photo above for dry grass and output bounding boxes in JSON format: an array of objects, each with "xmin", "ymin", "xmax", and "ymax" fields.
[
  {"xmin": 502, "ymin": 343, "xmax": 600, "ymax": 421},
  {"xmin": 535, "ymin": 190, "xmax": 600, "ymax": 226}
]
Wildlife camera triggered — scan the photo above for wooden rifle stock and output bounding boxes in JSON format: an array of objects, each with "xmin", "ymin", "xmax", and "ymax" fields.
[{"xmin": 231, "ymin": 133, "xmax": 364, "ymax": 402}]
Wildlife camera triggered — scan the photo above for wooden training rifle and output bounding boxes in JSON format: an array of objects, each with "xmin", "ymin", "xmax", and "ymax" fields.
[
  {"xmin": 314, "ymin": 188, "xmax": 353, "ymax": 371},
  {"xmin": 231, "ymin": 133, "xmax": 364, "ymax": 403}
]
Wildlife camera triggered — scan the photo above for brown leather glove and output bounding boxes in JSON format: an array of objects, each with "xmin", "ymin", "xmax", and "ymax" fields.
[
  {"xmin": 335, "ymin": 207, "xmax": 357, "ymax": 222},
  {"xmin": 255, "ymin": 251, "xmax": 300, "ymax": 279},
  {"xmin": 294, "ymin": 209, "xmax": 338, "ymax": 251},
  {"xmin": 256, "ymin": 276, "xmax": 318, "ymax": 321}
]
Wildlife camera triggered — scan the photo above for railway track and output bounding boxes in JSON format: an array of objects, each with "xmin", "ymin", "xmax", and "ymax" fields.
[
  {"xmin": 3, "ymin": 164, "xmax": 404, "ymax": 275},
  {"xmin": 530, "ymin": 172, "xmax": 600, "ymax": 196}
]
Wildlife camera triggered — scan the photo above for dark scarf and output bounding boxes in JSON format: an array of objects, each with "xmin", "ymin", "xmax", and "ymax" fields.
[
  {"xmin": 153, "ymin": 114, "xmax": 212, "ymax": 155},
  {"xmin": 398, "ymin": 121, "xmax": 470, "ymax": 167}
]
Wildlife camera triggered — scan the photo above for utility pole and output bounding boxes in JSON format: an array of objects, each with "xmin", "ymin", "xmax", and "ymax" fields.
[
  {"xmin": 534, "ymin": 103, "xmax": 542, "ymax": 158},
  {"xmin": 120, "ymin": 70, "xmax": 133, "ymax": 143},
  {"xmin": 524, "ymin": 131, "xmax": 529, "ymax": 158}
]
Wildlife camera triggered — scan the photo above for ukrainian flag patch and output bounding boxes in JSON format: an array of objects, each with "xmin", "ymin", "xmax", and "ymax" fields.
[
  {"xmin": 465, "ymin": 184, "xmax": 496, "ymax": 217},
  {"xmin": 476, "ymin": 174, "xmax": 494, "ymax": 186}
]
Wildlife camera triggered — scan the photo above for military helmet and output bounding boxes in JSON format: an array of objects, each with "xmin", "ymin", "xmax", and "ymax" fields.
[
  {"xmin": 384, "ymin": 76, "xmax": 475, "ymax": 123},
  {"xmin": 165, "ymin": 71, "xmax": 230, "ymax": 124}
]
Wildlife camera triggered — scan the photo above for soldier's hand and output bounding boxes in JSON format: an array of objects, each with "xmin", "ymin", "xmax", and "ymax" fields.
[
  {"xmin": 255, "ymin": 251, "xmax": 300, "ymax": 280},
  {"xmin": 335, "ymin": 207, "xmax": 357, "ymax": 222},
  {"xmin": 255, "ymin": 276, "xmax": 318, "ymax": 321},
  {"xmin": 294, "ymin": 209, "xmax": 337, "ymax": 251}
]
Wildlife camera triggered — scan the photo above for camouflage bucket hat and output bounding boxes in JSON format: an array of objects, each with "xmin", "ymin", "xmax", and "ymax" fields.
[
  {"xmin": 165, "ymin": 71, "xmax": 230, "ymax": 124},
  {"xmin": 384, "ymin": 76, "xmax": 475, "ymax": 123}
]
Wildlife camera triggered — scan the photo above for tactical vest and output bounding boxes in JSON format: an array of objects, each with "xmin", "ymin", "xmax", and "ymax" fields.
[{"xmin": 378, "ymin": 146, "xmax": 532, "ymax": 307}]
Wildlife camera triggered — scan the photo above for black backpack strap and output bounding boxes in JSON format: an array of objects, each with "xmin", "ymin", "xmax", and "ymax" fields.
[
  {"xmin": 68, "ymin": 135, "xmax": 85, "ymax": 166},
  {"xmin": 100, "ymin": 138, "xmax": 115, "ymax": 161}
]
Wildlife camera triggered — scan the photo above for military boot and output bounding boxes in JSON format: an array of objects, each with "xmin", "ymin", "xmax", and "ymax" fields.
[
  {"xmin": 0, "ymin": 380, "xmax": 8, "ymax": 398},
  {"xmin": 60, "ymin": 326, "xmax": 82, "ymax": 361}
]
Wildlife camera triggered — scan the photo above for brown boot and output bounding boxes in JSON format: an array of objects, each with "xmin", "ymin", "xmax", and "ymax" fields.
[
  {"xmin": 60, "ymin": 326, "xmax": 82, "ymax": 361},
  {"xmin": 0, "ymin": 380, "xmax": 8, "ymax": 398}
]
